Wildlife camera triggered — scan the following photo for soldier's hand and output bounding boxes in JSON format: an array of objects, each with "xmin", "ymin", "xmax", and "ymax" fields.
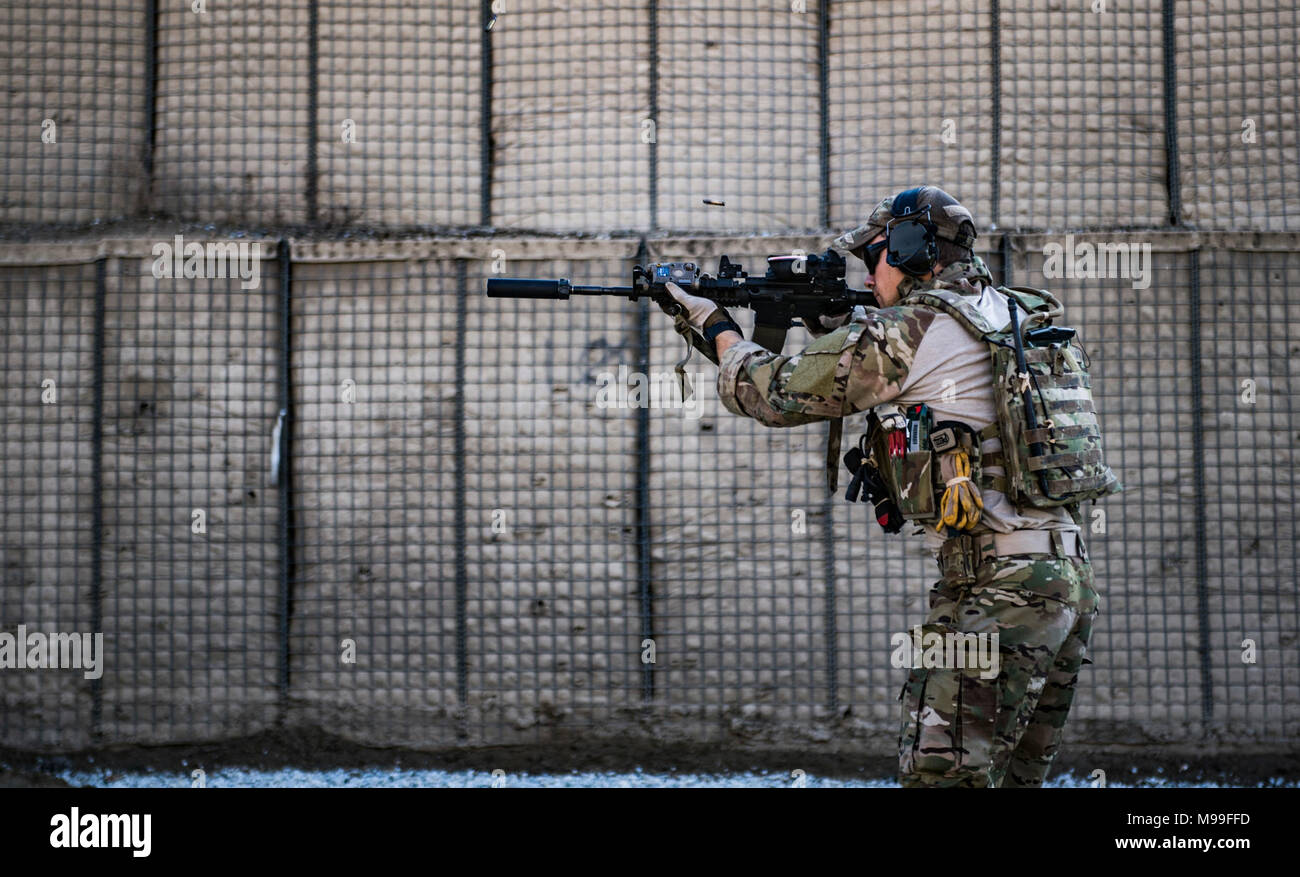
[
  {"xmin": 809, "ymin": 305, "xmax": 866, "ymax": 338},
  {"xmin": 661, "ymin": 281, "xmax": 723, "ymax": 333}
]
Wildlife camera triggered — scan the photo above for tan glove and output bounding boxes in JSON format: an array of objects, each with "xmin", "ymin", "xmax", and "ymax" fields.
[
  {"xmin": 662, "ymin": 281, "xmax": 724, "ymax": 334},
  {"xmin": 936, "ymin": 449, "xmax": 984, "ymax": 531}
]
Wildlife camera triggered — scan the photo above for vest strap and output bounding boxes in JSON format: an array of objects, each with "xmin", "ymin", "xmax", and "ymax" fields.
[{"xmin": 1027, "ymin": 448, "xmax": 1103, "ymax": 471}]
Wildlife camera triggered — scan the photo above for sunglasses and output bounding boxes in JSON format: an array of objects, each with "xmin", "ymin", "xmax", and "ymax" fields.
[{"xmin": 862, "ymin": 238, "xmax": 889, "ymax": 272}]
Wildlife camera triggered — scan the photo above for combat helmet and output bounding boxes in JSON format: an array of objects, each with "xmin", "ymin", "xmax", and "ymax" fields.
[{"xmin": 833, "ymin": 185, "xmax": 979, "ymax": 297}]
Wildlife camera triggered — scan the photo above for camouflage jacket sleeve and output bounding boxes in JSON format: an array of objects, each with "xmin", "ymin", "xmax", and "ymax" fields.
[{"xmin": 717, "ymin": 306, "xmax": 936, "ymax": 427}]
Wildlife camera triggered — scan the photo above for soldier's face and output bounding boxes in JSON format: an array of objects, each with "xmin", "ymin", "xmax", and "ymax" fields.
[
  {"xmin": 864, "ymin": 231, "xmax": 938, "ymax": 306},
  {"xmin": 864, "ymin": 233, "xmax": 904, "ymax": 307}
]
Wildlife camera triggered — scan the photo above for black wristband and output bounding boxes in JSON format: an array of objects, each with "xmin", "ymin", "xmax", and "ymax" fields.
[{"xmin": 703, "ymin": 319, "xmax": 742, "ymax": 343}]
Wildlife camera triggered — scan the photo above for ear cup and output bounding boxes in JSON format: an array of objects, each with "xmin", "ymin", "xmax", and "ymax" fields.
[
  {"xmin": 885, "ymin": 219, "xmax": 938, "ymax": 276},
  {"xmin": 885, "ymin": 187, "xmax": 939, "ymax": 277}
]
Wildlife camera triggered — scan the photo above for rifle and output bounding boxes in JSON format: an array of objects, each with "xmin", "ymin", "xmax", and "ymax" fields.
[
  {"xmin": 486, "ymin": 248, "xmax": 875, "ymax": 490},
  {"xmin": 487, "ymin": 248, "xmax": 875, "ymax": 356}
]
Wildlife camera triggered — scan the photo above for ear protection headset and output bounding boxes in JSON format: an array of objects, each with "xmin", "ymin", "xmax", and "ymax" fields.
[{"xmin": 884, "ymin": 187, "xmax": 940, "ymax": 278}]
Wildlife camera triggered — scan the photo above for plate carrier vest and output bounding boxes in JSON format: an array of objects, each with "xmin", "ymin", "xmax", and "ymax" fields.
[{"xmin": 864, "ymin": 284, "xmax": 1122, "ymax": 528}]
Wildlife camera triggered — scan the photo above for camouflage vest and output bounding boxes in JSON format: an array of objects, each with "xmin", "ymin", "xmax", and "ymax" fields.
[{"xmin": 870, "ymin": 283, "xmax": 1121, "ymax": 522}]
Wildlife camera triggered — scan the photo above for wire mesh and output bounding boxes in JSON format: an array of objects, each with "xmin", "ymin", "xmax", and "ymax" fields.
[
  {"xmin": 0, "ymin": 263, "xmax": 98, "ymax": 748},
  {"xmin": 828, "ymin": 1, "xmax": 996, "ymax": 232},
  {"xmin": 5, "ymin": 1, "xmax": 1297, "ymax": 234},
  {"xmin": 1198, "ymin": 247, "xmax": 1300, "ymax": 734},
  {"xmin": 999, "ymin": 0, "xmax": 1170, "ymax": 231},
  {"xmin": 464, "ymin": 249, "xmax": 645, "ymax": 742},
  {"xmin": 1175, "ymin": 1, "xmax": 1300, "ymax": 231},
  {"xmin": 288, "ymin": 258, "xmax": 464, "ymax": 744},
  {"xmin": 97, "ymin": 251, "xmax": 282, "ymax": 742},
  {"xmin": 151, "ymin": 3, "xmax": 312, "ymax": 224},
  {"xmin": 0, "ymin": 2, "xmax": 1297, "ymax": 759},
  {"xmin": 315, "ymin": 3, "xmax": 481, "ymax": 228},
  {"xmin": 0, "ymin": 1, "xmax": 147, "ymax": 225}
]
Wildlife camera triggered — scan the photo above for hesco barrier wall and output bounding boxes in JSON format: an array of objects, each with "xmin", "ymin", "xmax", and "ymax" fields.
[
  {"xmin": 0, "ymin": 232, "xmax": 1295, "ymax": 755},
  {"xmin": 3, "ymin": 1, "xmax": 1298, "ymax": 233},
  {"xmin": 0, "ymin": 0, "xmax": 1297, "ymax": 759}
]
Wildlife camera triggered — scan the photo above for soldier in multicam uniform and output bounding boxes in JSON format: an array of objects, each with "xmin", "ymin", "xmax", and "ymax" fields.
[{"xmin": 661, "ymin": 186, "xmax": 1117, "ymax": 788}]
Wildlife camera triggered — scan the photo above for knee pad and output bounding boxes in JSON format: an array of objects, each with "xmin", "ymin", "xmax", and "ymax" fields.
[
  {"xmin": 897, "ymin": 642, "xmax": 1051, "ymax": 788},
  {"xmin": 897, "ymin": 661, "xmax": 997, "ymax": 788}
]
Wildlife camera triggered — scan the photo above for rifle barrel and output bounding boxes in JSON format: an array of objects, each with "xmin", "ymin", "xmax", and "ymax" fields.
[
  {"xmin": 487, "ymin": 276, "xmax": 878, "ymax": 308},
  {"xmin": 486, "ymin": 278, "xmax": 638, "ymax": 299},
  {"xmin": 567, "ymin": 285, "xmax": 640, "ymax": 297}
]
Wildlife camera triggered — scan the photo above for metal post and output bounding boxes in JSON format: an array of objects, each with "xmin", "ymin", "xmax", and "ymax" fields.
[
  {"xmin": 990, "ymin": 0, "xmax": 1002, "ymax": 230},
  {"xmin": 480, "ymin": 1, "xmax": 495, "ymax": 227},
  {"xmin": 821, "ymin": 491, "xmax": 839, "ymax": 714},
  {"xmin": 142, "ymin": 0, "xmax": 159, "ymax": 184},
  {"xmin": 634, "ymin": 240, "xmax": 655, "ymax": 701},
  {"xmin": 1161, "ymin": 0, "xmax": 1183, "ymax": 226},
  {"xmin": 306, "ymin": 0, "xmax": 320, "ymax": 223},
  {"xmin": 454, "ymin": 260, "xmax": 470, "ymax": 704},
  {"xmin": 1187, "ymin": 249, "xmax": 1213, "ymax": 727},
  {"xmin": 648, "ymin": 1, "xmax": 659, "ymax": 231},
  {"xmin": 817, "ymin": 0, "xmax": 831, "ymax": 230},
  {"xmin": 820, "ymin": 2, "xmax": 838, "ymax": 707},
  {"xmin": 277, "ymin": 240, "xmax": 296, "ymax": 721},
  {"xmin": 90, "ymin": 258, "xmax": 106, "ymax": 741}
]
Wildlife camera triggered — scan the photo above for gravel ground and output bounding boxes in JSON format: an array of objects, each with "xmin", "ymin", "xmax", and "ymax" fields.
[{"xmin": 50, "ymin": 766, "xmax": 1290, "ymax": 789}]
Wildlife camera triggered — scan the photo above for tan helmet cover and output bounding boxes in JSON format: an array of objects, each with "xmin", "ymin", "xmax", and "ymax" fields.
[{"xmin": 832, "ymin": 186, "xmax": 977, "ymax": 263}]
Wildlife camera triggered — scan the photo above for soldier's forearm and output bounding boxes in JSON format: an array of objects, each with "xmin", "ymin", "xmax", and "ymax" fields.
[
  {"xmin": 716, "ymin": 339, "xmax": 830, "ymax": 428},
  {"xmin": 714, "ymin": 329, "xmax": 742, "ymax": 359}
]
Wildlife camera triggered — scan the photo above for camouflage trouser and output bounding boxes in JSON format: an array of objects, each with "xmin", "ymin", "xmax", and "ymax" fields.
[{"xmin": 897, "ymin": 537, "xmax": 1099, "ymax": 788}]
